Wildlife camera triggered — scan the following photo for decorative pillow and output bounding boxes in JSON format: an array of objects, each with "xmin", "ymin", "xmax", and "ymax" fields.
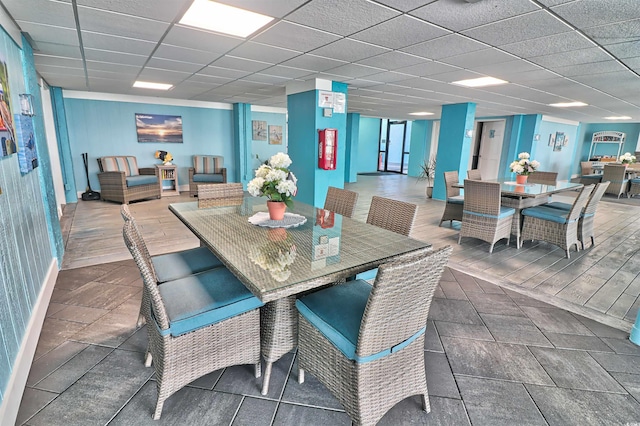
[
  {"xmin": 101, "ymin": 156, "xmax": 139, "ymax": 176},
  {"xmin": 194, "ymin": 155, "xmax": 223, "ymax": 174}
]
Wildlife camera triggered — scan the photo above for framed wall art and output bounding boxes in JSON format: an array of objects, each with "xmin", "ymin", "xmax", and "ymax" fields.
[
  {"xmin": 252, "ymin": 120, "xmax": 267, "ymax": 140},
  {"xmin": 135, "ymin": 113, "xmax": 183, "ymax": 143},
  {"xmin": 15, "ymin": 114, "xmax": 38, "ymax": 174},
  {"xmin": 269, "ymin": 125, "xmax": 282, "ymax": 145},
  {"xmin": 553, "ymin": 132, "xmax": 564, "ymax": 152},
  {"xmin": 0, "ymin": 53, "xmax": 16, "ymax": 157}
]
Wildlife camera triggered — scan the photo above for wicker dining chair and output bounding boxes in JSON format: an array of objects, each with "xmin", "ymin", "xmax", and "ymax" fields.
[
  {"xmin": 521, "ymin": 184, "xmax": 594, "ymax": 258},
  {"xmin": 120, "ymin": 205, "xmax": 223, "ymax": 327},
  {"xmin": 323, "ymin": 186, "xmax": 359, "ymax": 218},
  {"xmin": 528, "ymin": 171, "xmax": 558, "ymax": 185},
  {"xmin": 366, "ymin": 196, "xmax": 417, "ymax": 237},
  {"xmin": 296, "ymin": 246, "xmax": 452, "ymax": 426},
  {"xmin": 602, "ymin": 164, "xmax": 629, "ymax": 198},
  {"xmin": 630, "ymin": 178, "xmax": 640, "ymax": 197},
  {"xmin": 439, "ymin": 171, "xmax": 464, "ymax": 227},
  {"xmin": 123, "ymin": 221, "xmax": 263, "ymax": 420},
  {"xmin": 197, "ymin": 182, "xmax": 244, "ymax": 208},
  {"xmin": 458, "ymin": 179, "xmax": 515, "ymax": 253},
  {"xmin": 467, "ymin": 169, "xmax": 482, "ymax": 180}
]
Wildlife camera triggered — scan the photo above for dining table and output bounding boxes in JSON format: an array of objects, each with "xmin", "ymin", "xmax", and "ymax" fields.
[
  {"xmin": 169, "ymin": 197, "xmax": 430, "ymax": 395},
  {"xmin": 455, "ymin": 178, "xmax": 584, "ymax": 248}
]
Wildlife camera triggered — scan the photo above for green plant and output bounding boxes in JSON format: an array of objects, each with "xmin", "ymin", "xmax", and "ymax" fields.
[{"xmin": 418, "ymin": 158, "xmax": 436, "ymax": 187}]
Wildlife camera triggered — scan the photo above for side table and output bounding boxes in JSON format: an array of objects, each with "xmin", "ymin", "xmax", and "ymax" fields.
[{"xmin": 156, "ymin": 164, "xmax": 179, "ymax": 197}]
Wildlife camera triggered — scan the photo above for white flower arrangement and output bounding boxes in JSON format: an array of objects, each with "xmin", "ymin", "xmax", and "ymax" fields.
[
  {"xmin": 620, "ymin": 152, "xmax": 636, "ymax": 164},
  {"xmin": 249, "ymin": 240, "xmax": 297, "ymax": 282},
  {"xmin": 509, "ymin": 152, "xmax": 540, "ymax": 176},
  {"xmin": 247, "ymin": 153, "xmax": 297, "ymax": 207}
]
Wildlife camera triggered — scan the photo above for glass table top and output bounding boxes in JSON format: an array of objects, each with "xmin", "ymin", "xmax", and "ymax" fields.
[
  {"xmin": 169, "ymin": 198, "xmax": 430, "ymax": 302},
  {"xmin": 456, "ymin": 179, "xmax": 583, "ymax": 197}
]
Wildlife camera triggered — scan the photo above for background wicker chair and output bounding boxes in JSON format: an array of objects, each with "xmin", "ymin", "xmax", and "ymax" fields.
[
  {"xmin": 197, "ymin": 182, "xmax": 244, "ymax": 208},
  {"xmin": 324, "ymin": 186, "xmax": 359, "ymax": 218},
  {"xmin": 521, "ymin": 184, "xmax": 594, "ymax": 258},
  {"xmin": 189, "ymin": 155, "xmax": 227, "ymax": 197},
  {"xmin": 580, "ymin": 161, "xmax": 603, "ymax": 185},
  {"xmin": 97, "ymin": 156, "xmax": 160, "ymax": 204},
  {"xmin": 439, "ymin": 170, "xmax": 464, "ymax": 227},
  {"xmin": 367, "ymin": 196, "xmax": 417, "ymax": 237},
  {"xmin": 630, "ymin": 177, "xmax": 640, "ymax": 197},
  {"xmin": 120, "ymin": 205, "xmax": 223, "ymax": 327},
  {"xmin": 458, "ymin": 179, "xmax": 515, "ymax": 253},
  {"xmin": 528, "ymin": 171, "xmax": 558, "ymax": 185},
  {"xmin": 602, "ymin": 164, "xmax": 629, "ymax": 198},
  {"xmin": 467, "ymin": 169, "xmax": 482, "ymax": 180},
  {"xmin": 123, "ymin": 221, "xmax": 263, "ymax": 420},
  {"xmin": 296, "ymin": 246, "xmax": 452, "ymax": 426}
]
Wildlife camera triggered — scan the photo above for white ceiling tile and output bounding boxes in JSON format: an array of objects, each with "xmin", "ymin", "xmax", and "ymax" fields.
[
  {"xmin": 84, "ymin": 48, "xmax": 147, "ymax": 66},
  {"xmin": 402, "ymin": 34, "xmax": 488, "ymax": 59},
  {"xmin": 89, "ymin": 77, "xmax": 137, "ymax": 92},
  {"xmin": 154, "ymin": 44, "xmax": 222, "ymax": 65},
  {"xmin": 411, "ymin": 0, "xmax": 539, "ymax": 32},
  {"xmin": 213, "ymin": 0, "xmax": 308, "ymax": 19},
  {"xmin": 199, "ymin": 65, "xmax": 252, "ymax": 80},
  {"xmin": 38, "ymin": 65, "xmax": 85, "ymax": 77},
  {"xmin": 471, "ymin": 60, "xmax": 544, "ymax": 80},
  {"xmin": 252, "ymin": 21, "xmax": 341, "ymax": 52},
  {"xmin": 323, "ymin": 64, "xmax": 384, "ymax": 79},
  {"xmin": 310, "ymin": 39, "xmax": 389, "ymax": 62},
  {"xmin": 187, "ymin": 74, "xmax": 234, "ymax": 85},
  {"xmin": 34, "ymin": 54, "xmax": 84, "ymax": 68},
  {"xmin": 501, "ymin": 32, "xmax": 595, "ymax": 58},
  {"xmin": 77, "ymin": 6, "xmax": 170, "ymax": 41},
  {"xmin": 361, "ymin": 72, "xmax": 413, "ymax": 84},
  {"xmin": 260, "ymin": 65, "xmax": 316, "ymax": 79},
  {"xmin": 85, "ymin": 60, "xmax": 140, "ymax": 75},
  {"xmin": 40, "ymin": 74, "xmax": 88, "ymax": 90},
  {"xmin": 605, "ymin": 41, "xmax": 640, "ymax": 59},
  {"xmin": 440, "ymin": 48, "xmax": 516, "ymax": 68},
  {"xmin": 31, "ymin": 42, "xmax": 82, "ymax": 58},
  {"xmin": 285, "ymin": 0, "xmax": 399, "ymax": 36},
  {"xmin": 146, "ymin": 57, "xmax": 204, "ymax": 73},
  {"xmin": 582, "ymin": 19, "xmax": 640, "ymax": 46},
  {"xmin": 278, "ymin": 54, "xmax": 346, "ymax": 72},
  {"xmin": 81, "ymin": 31, "xmax": 157, "ymax": 55},
  {"xmin": 17, "ymin": 21, "xmax": 79, "ymax": 47},
  {"xmin": 77, "ymin": 0, "xmax": 191, "ymax": 23},
  {"xmin": 137, "ymin": 67, "xmax": 191, "ymax": 84},
  {"xmin": 530, "ymin": 47, "xmax": 612, "ymax": 69},
  {"xmin": 355, "ymin": 51, "xmax": 425, "ymax": 70},
  {"xmin": 210, "ymin": 56, "xmax": 273, "ymax": 72},
  {"xmin": 550, "ymin": 60, "xmax": 628, "ymax": 77},
  {"xmin": 429, "ymin": 69, "xmax": 485, "ymax": 83},
  {"xmin": 164, "ymin": 25, "xmax": 243, "ymax": 53},
  {"xmin": 394, "ymin": 61, "xmax": 461, "ymax": 78},
  {"xmin": 5, "ymin": 0, "xmax": 76, "ymax": 28},
  {"xmin": 351, "ymin": 15, "xmax": 449, "ymax": 49},
  {"xmin": 229, "ymin": 42, "xmax": 301, "ymax": 64},
  {"xmin": 242, "ymin": 74, "xmax": 289, "ymax": 85},
  {"xmin": 552, "ymin": 0, "xmax": 640, "ymax": 28}
]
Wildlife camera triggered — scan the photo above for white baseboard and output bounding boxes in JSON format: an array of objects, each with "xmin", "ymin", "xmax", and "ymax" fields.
[{"xmin": 0, "ymin": 260, "xmax": 58, "ymax": 425}]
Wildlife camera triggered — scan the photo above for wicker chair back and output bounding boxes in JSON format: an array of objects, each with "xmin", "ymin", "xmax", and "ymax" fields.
[
  {"xmin": 528, "ymin": 171, "xmax": 558, "ymax": 185},
  {"xmin": 602, "ymin": 164, "xmax": 628, "ymax": 198},
  {"xmin": 443, "ymin": 170, "xmax": 460, "ymax": 198},
  {"xmin": 197, "ymin": 183, "xmax": 244, "ymax": 207},
  {"xmin": 462, "ymin": 179, "xmax": 502, "ymax": 217},
  {"xmin": 583, "ymin": 181, "xmax": 609, "ymax": 216},
  {"xmin": 567, "ymin": 184, "xmax": 595, "ymax": 222},
  {"xmin": 366, "ymin": 196, "xmax": 417, "ymax": 237},
  {"xmin": 120, "ymin": 205, "xmax": 158, "ymax": 280},
  {"xmin": 324, "ymin": 186, "xmax": 359, "ymax": 218},
  {"xmin": 467, "ymin": 169, "xmax": 482, "ymax": 180},
  {"xmin": 580, "ymin": 161, "xmax": 593, "ymax": 176}
]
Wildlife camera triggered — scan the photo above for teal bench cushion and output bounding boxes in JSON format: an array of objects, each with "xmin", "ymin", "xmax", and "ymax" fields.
[
  {"xmin": 447, "ymin": 195, "xmax": 464, "ymax": 204},
  {"xmin": 126, "ymin": 175, "xmax": 158, "ymax": 187},
  {"xmin": 463, "ymin": 206, "xmax": 515, "ymax": 219},
  {"xmin": 153, "ymin": 247, "xmax": 224, "ymax": 283},
  {"xmin": 522, "ymin": 205, "xmax": 573, "ymax": 224},
  {"xmin": 158, "ymin": 267, "xmax": 263, "ymax": 337},
  {"xmin": 193, "ymin": 173, "xmax": 225, "ymax": 183}
]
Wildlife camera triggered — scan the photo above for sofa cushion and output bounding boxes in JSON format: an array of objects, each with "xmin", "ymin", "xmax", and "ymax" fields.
[
  {"xmin": 193, "ymin": 173, "xmax": 225, "ymax": 183},
  {"xmin": 194, "ymin": 155, "xmax": 223, "ymax": 174},
  {"xmin": 522, "ymin": 205, "xmax": 573, "ymax": 224},
  {"xmin": 153, "ymin": 246, "xmax": 224, "ymax": 283},
  {"xmin": 102, "ymin": 156, "xmax": 139, "ymax": 176},
  {"xmin": 158, "ymin": 267, "xmax": 263, "ymax": 337},
  {"xmin": 126, "ymin": 174, "xmax": 158, "ymax": 187}
]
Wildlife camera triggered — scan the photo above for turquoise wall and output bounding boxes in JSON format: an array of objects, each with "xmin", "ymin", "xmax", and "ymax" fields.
[
  {"xmin": 0, "ymin": 28, "xmax": 57, "ymax": 405},
  {"xmin": 62, "ymin": 98, "xmax": 237, "ymax": 193},
  {"xmin": 407, "ymin": 120, "xmax": 432, "ymax": 177},
  {"xmin": 251, "ymin": 111, "xmax": 287, "ymax": 170},
  {"xmin": 357, "ymin": 117, "xmax": 380, "ymax": 173},
  {"xmin": 536, "ymin": 120, "xmax": 580, "ymax": 181}
]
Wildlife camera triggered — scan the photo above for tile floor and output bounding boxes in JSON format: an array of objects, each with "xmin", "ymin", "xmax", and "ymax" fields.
[{"xmin": 17, "ymin": 260, "xmax": 640, "ymax": 425}]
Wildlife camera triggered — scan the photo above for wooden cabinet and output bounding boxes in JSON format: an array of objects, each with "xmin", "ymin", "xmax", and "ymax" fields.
[{"xmin": 156, "ymin": 165, "xmax": 179, "ymax": 197}]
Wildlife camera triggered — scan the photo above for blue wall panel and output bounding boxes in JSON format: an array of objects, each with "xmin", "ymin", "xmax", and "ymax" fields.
[
  {"xmin": 536, "ymin": 120, "xmax": 580, "ymax": 181},
  {"xmin": 357, "ymin": 117, "xmax": 380, "ymax": 173}
]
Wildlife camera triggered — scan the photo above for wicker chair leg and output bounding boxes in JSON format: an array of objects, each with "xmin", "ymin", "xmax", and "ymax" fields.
[
  {"xmin": 136, "ymin": 313, "xmax": 145, "ymax": 327},
  {"xmin": 421, "ymin": 394, "xmax": 430, "ymax": 413},
  {"xmin": 144, "ymin": 351, "xmax": 152, "ymax": 368},
  {"xmin": 489, "ymin": 242, "xmax": 495, "ymax": 253},
  {"xmin": 458, "ymin": 235, "xmax": 462, "ymax": 245},
  {"xmin": 254, "ymin": 362, "xmax": 262, "ymax": 378},
  {"xmin": 153, "ymin": 400, "xmax": 164, "ymax": 420},
  {"xmin": 261, "ymin": 362, "xmax": 273, "ymax": 395},
  {"xmin": 298, "ymin": 368, "xmax": 305, "ymax": 384}
]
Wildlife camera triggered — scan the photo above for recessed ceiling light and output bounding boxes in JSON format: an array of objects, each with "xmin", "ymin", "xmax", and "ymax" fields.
[
  {"xmin": 549, "ymin": 101, "xmax": 588, "ymax": 107},
  {"xmin": 409, "ymin": 112, "xmax": 434, "ymax": 116},
  {"xmin": 180, "ymin": 0, "xmax": 274, "ymax": 38},
  {"xmin": 133, "ymin": 81, "xmax": 173, "ymax": 90},
  {"xmin": 451, "ymin": 77, "xmax": 508, "ymax": 88},
  {"xmin": 604, "ymin": 116, "xmax": 631, "ymax": 120}
]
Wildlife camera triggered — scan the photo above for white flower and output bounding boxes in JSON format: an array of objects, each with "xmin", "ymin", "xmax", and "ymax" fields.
[
  {"xmin": 269, "ymin": 152, "xmax": 292, "ymax": 169},
  {"xmin": 620, "ymin": 152, "xmax": 637, "ymax": 164},
  {"xmin": 255, "ymin": 164, "xmax": 270, "ymax": 178},
  {"xmin": 518, "ymin": 152, "xmax": 530, "ymax": 160},
  {"xmin": 276, "ymin": 180, "xmax": 296, "ymax": 196},
  {"xmin": 265, "ymin": 169, "xmax": 287, "ymax": 183},
  {"xmin": 530, "ymin": 160, "xmax": 540, "ymax": 170},
  {"xmin": 511, "ymin": 163, "xmax": 524, "ymax": 174},
  {"xmin": 247, "ymin": 177, "xmax": 264, "ymax": 197}
]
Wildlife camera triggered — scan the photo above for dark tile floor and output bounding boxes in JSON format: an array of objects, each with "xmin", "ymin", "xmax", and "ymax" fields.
[{"xmin": 17, "ymin": 261, "xmax": 640, "ymax": 425}]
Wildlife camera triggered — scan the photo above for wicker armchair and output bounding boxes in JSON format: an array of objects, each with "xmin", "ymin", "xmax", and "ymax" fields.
[
  {"xmin": 189, "ymin": 155, "xmax": 227, "ymax": 197},
  {"xmin": 197, "ymin": 183, "xmax": 244, "ymax": 208},
  {"xmin": 467, "ymin": 169, "xmax": 482, "ymax": 180},
  {"xmin": 123, "ymin": 221, "xmax": 262, "ymax": 420},
  {"xmin": 367, "ymin": 196, "xmax": 417, "ymax": 237},
  {"xmin": 528, "ymin": 171, "xmax": 558, "ymax": 185},
  {"xmin": 439, "ymin": 171, "xmax": 464, "ymax": 227},
  {"xmin": 458, "ymin": 179, "xmax": 515, "ymax": 253},
  {"xmin": 120, "ymin": 205, "xmax": 223, "ymax": 327},
  {"xmin": 296, "ymin": 246, "xmax": 452, "ymax": 426},
  {"xmin": 97, "ymin": 156, "xmax": 160, "ymax": 204},
  {"xmin": 521, "ymin": 184, "xmax": 594, "ymax": 258},
  {"xmin": 324, "ymin": 186, "xmax": 359, "ymax": 218},
  {"xmin": 602, "ymin": 164, "xmax": 629, "ymax": 198}
]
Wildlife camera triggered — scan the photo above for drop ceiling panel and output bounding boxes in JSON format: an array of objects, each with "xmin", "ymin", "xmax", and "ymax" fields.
[
  {"xmin": 34, "ymin": 54, "xmax": 83, "ymax": 68},
  {"xmin": 260, "ymin": 65, "xmax": 316, "ymax": 79},
  {"xmin": 4, "ymin": 0, "xmax": 76, "ymax": 28},
  {"xmin": 285, "ymin": 0, "xmax": 399, "ymax": 36},
  {"xmin": 31, "ymin": 42, "xmax": 82, "ymax": 58},
  {"xmin": 163, "ymin": 25, "xmax": 243, "ymax": 53},
  {"xmin": 85, "ymin": 61, "xmax": 140, "ymax": 75},
  {"xmin": 228, "ymin": 42, "xmax": 301, "ymax": 64},
  {"xmin": 213, "ymin": 0, "xmax": 308, "ymax": 19},
  {"xmin": 38, "ymin": 65, "xmax": 85, "ymax": 77},
  {"xmin": 506, "ymin": 68, "xmax": 560, "ymax": 83},
  {"xmin": 252, "ymin": 22, "xmax": 341, "ymax": 52},
  {"xmin": 501, "ymin": 32, "xmax": 595, "ymax": 59},
  {"xmin": 154, "ymin": 44, "xmax": 221, "ymax": 65},
  {"xmin": 350, "ymin": 15, "xmax": 449, "ymax": 49},
  {"xmin": 552, "ymin": 0, "xmax": 640, "ymax": 28},
  {"xmin": 84, "ymin": 49, "xmax": 147, "ymax": 66},
  {"xmin": 199, "ymin": 65, "xmax": 252, "ymax": 80},
  {"xmin": 324, "ymin": 64, "xmax": 384, "ymax": 79},
  {"xmin": 41, "ymin": 75, "xmax": 88, "ymax": 90},
  {"xmin": 402, "ymin": 34, "xmax": 488, "ymax": 60},
  {"xmin": 76, "ymin": 6, "xmax": 170, "ymax": 41},
  {"xmin": 394, "ymin": 61, "xmax": 461, "ymax": 78},
  {"xmin": 363, "ymin": 72, "xmax": 413, "ymax": 83},
  {"xmin": 463, "ymin": 11, "xmax": 572, "ymax": 46},
  {"xmin": 346, "ymin": 78, "xmax": 385, "ymax": 87},
  {"xmin": 137, "ymin": 67, "xmax": 191, "ymax": 84},
  {"xmin": 605, "ymin": 41, "xmax": 640, "ymax": 60},
  {"xmin": 279, "ymin": 54, "xmax": 346, "ymax": 72},
  {"xmin": 209, "ymin": 56, "xmax": 273, "ymax": 73},
  {"xmin": 572, "ymin": 71, "xmax": 640, "ymax": 95},
  {"xmin": 241, "ymin": 74, "xmax": 289, "ymax": 85},
  {"xmin": 77, "ymin": 0, "xmax": 191, "ymax": 23},
  {"xmin": 355, "ymin": 51, "xmax": 425, "ymax": 70},
  {"xmin": 471, "ymin": 60, "xmax": 544, "ymax": 80},
  {"xmin": 309, "ymin": 39, "xmax": 390, "ymax": 62},
  {"xmin": 87, "ymin": 69, "xmax": 136, "ymax": 80},
  {"xmin": 530, "ymin": 47, "xmax": 613, "ymax": 69},
  {"xmin": 81, "ymin": 31, "xmax": 157, "ymax": 56},
  {"xmin": 582, "ymin": 19, "xmax": 640, "ymax": 46},
  {"xmin": 440, "ymin": 48, "xmax": 516, "ymax": 68},
  {"xmin": 186, "ymin": 74, "xmax": 233, "ymax": 85},
  {"xmin": 89, "ymin": 77, "xmax": 136, "ymax": 92},
  {"xmin": 17, "ymin": 22, "xmax": 79, "ymax": 47},
  {"xmin": 550, "ymin": 60, "xmax": 628, "ymax": 77},
  {"xmin": 410, "ymin": 0, "xmax": 539, "ymax": 32},
  {"xmin": 146, "ymin": 58, "xmax": 204, "ymax": 73}
]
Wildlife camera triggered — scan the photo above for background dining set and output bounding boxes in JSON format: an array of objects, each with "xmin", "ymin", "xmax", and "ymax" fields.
[
  {"xmin": 580, "ymin": 162, "xmax": 640, "ymax": 198},
  {"xmin": 119, "ymin": 184, "xmax": 450, "ymax": 425},
  {"xmin": 440, "ymin": 169, "xmax": 610, "ymax": 259}
]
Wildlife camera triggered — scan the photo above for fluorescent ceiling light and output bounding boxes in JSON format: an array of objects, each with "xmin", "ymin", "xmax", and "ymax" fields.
[
  {"xmin": 451, "ymin": 77, "xmax": 508, "ymax": 88},
  {"xmin": 133, "ymin": 81, "xmax": 173, "ymax": 90},
  {"xmin": 180, "ymin": 0, "xmax": 274, "ymax": 38},
  {"xmin": 549, "ymin": 101, "xmax": 588, "ymax": 107},
  {"xmin": 409, "ymin": 112, "xmax": 434, "ymax": 116},
  {"xmin": 604, "ymin": 116, "xmax": 631, "ymax": 120}
]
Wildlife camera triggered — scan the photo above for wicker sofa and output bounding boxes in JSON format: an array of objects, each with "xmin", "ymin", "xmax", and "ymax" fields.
[{"xmin": 97, "ymin": 156, "xmax": 160, "ymax": 204}]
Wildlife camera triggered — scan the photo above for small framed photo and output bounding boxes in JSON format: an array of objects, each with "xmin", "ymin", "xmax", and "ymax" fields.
[
  {"xmin": 269, "ymin": 125, "xmax": 282, "ymax": 145},
  {"xmin": 548, "ymin": 134, "xmax": 555, "ymax": 146},
  {"xmin": 19, "ymin": 94, "xmax": 34, "ymax": 116}
]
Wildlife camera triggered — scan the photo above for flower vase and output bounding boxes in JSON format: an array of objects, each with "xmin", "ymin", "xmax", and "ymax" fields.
[
  {"xmin": 516, "ymin": 174, "xmax": 528, "ymax": 185},
  {"xmin": 267, "ymin": 201, "xmax": 286, "ymax": 220}
]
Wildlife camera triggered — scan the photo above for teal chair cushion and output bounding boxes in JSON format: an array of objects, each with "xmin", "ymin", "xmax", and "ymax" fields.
[
  {"xmin": 355, "ymin": 268, "xmax": 377, "ymax": 282},
  {"xmin": 158, "ymin": 267, "xmax": 263, "ymax": 337},
  {"xmin": 522, "ymin": 205, "xmax": 573, "ymax": 224},
  {"xmin": 126, "ymin": 175, "xmax": 158, "ymax": 187},
  {"xmin": 463, "ymin": 206, "xmax": 515, "ymax": 219},
  {"xmin": 631, "ymin": 178, "xmax": 640, "ymax": 183},
  {"xmin": 153, "ymin": 247, "xmax": 224, "ymax": 283},
  {"xmin": 447, "ymin": 195, "xmax": 464, "ymax": 204},
  {"xmin": 193, "ymin": 173, "xmax": 225, "ymax": 183},
  {"xmin": 545, "ymin": 202, "xmax": 572, "ymax": 211},
  {"xmin": 581, "ymin": 174, "xmax": 602, "ymax": 182}
]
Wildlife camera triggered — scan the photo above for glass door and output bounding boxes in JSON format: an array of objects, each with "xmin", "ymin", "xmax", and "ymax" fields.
[{"xmin": 378, "ymin": 120, "xmax": 409, "ymax": 174}]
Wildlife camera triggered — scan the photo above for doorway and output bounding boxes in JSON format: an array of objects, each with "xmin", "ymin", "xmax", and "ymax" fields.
[
  {"xmin": 378, "ymin": 120, "xmax": 409, "ymax": 174},
  {"xmin": 471, "ymin": 120, "xmax": 506, "ymax": 180}
]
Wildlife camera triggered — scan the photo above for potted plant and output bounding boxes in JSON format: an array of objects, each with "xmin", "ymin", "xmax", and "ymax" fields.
[{"xmin": 418, "ymin": 158, "xmax": 436, "ymax": 198}]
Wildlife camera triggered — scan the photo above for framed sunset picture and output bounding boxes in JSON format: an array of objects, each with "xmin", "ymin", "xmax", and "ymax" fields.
[{"xmin": 135, "ymin": 113, "xmax": 183, "ymax": 143}]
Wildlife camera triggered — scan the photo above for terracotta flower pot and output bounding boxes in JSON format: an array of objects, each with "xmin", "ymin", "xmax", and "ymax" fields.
[
  {"xmin": 516, "ymin": 174, "xmax": 528, "ymax": 185},
  {"xmin": 267, "ymin": 201, "xmax": 286, "ymax": 220}
]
